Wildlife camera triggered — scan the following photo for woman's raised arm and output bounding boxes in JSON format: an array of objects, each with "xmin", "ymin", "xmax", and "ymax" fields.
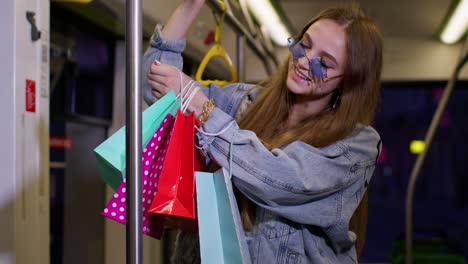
[
  {"xmin": 161, "ymin": 0, "xmax": 205, "ymax": 40},
  {"xmin": 143, "ymin": 0, "xmax": 205, "ymax": 105}
]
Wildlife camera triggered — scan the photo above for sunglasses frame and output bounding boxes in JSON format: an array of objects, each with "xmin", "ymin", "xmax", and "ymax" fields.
[{"xmin": 287, "ymin": 37, "xmax": 344, "ymax": 87}]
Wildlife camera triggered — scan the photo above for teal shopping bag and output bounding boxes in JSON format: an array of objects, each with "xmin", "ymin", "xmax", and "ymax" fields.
[
  {"xmin": 94, "ymin": 91, "xmax": 179, "ymax": 190},
  {"xmin": 196, "ymin": 131, "xmax": 252, "ymax": 264}
]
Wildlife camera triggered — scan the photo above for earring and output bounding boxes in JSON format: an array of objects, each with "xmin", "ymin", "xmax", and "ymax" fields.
[{"xmin": 331, "ymin": 90, "xmax": 341, "ymax": 111}]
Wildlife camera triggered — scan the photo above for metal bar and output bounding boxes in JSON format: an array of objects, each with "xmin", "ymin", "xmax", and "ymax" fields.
[
  {"xmin": 260, "ymin": 40, "xmax": 279, "ymax": 66},
  {"xmin": 405, "ymin": 38, "xmax": 468, "ymax": 264},
  {"xmin": 405, "ymin": 70, "xmax": 456, "ymax": 264},
  {"xmin": 263, "ymin": 58, "xmax": 273, "ymax": 75},
  {"xmin": 236, "ymin": 34, "xmax": 245, "ymax": 82},
  {"xmin": 125, "ymin": 0, "xmax": 142, "ymax": 263},
  {"xmin": 207, "ymin": 0, "xmax": 278, "ymax": 68}
]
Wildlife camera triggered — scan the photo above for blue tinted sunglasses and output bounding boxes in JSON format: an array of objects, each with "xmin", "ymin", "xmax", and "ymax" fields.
[{"xmin": 288, "ymin": 37, "xmax": 343, "ymax": 85}]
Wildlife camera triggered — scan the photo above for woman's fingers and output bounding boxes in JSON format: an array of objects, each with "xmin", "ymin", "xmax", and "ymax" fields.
[
  {"xmin": 148, "ymin": 79, "xmax": 165, "ymax": 99},
  {"xmin": 152, "ymin": 89, "xmax": 162, "ymax": 99},
  {"xmin": 147, "ymin": 61, "xmax": 195, "ymax": 100},
  {"xmin": 148, "ymin": 62, "xmax": 181, "ymax": 89},
  {"xmin": 149, "ymin": 61, "xmax": 177, "ymax": 77},
  {"xmin": 147, "ymin": 70, "xmax": 166, "ymax": 85}
]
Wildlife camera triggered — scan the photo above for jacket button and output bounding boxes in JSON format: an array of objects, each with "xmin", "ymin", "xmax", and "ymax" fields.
[{"xmin": 350, "ymin": 164, "xmax": 358, "ymax": 172}]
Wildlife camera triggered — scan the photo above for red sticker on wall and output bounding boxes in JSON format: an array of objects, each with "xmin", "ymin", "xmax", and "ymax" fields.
[
  {"xmin": 26, "ymin": 79, "xmax": 36, "ymax": 112},
  {"xmin": 50, "ymin": 136, "xmax": 74, "ymax": 149}
]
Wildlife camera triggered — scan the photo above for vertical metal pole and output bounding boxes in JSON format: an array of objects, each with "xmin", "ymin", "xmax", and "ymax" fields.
[
  {"xmin": 236, "ymin": 34, "xmax": 245, "ymax": 82},
  {"xmin": 405, "ymin": 73, "xmax": 457, "ymax": 264},
  {"xmin": 126, "ymin": 0, "xmax": 142, "ymax": 263},
  {"xmin": 405, "ymin": 39, "xmax": 467, "ymax": 264}
]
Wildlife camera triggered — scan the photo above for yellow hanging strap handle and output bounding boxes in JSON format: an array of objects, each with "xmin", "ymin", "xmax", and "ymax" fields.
[{"xmin": 195, "ymin": 0, "xmax": 238, "ymax": 87}]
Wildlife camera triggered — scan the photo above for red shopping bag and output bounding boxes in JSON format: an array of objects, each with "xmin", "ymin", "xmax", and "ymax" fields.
[
  {"xmin": 101, "ymin": 114, "xmax": 175, "ymax": 239},
  {"xmin": 149, "ymin": 109, "xmax": 205, "ymax": 232}
]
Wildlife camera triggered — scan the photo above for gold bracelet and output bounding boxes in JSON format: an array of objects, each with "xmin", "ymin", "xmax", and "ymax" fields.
[{"xmin": 199, "ymin": 99, "xmax": 216, "ymax": 125}]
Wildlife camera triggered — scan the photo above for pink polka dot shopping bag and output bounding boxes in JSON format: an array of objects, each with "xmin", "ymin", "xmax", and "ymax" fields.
[{"xmin": 102, "ymin": 114, "xmax": 175, "ymax": 239}]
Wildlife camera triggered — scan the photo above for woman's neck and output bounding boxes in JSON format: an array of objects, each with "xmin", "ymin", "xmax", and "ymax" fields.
[{"xmin": 285, "ymin": 93, "xmax": 332, "ymax": 128}]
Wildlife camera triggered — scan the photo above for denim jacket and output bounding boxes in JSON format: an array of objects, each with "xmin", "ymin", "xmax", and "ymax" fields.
[{"xmin": 143, "ymin": 25, "xmax": 382, "ymax": 264}]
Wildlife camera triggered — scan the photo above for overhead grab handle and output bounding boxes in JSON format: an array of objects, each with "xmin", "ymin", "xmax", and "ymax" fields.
[{"xmin": 195, "ymin": 0, "xmax": 238, "ymax": 87}]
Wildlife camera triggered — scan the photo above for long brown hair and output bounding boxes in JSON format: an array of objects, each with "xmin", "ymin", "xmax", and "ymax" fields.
[{"xmin": 236, "ymin": 4, "xmax": 383, "ymax": 255}]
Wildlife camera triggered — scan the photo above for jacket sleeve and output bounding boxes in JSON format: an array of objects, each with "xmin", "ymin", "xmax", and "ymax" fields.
[
  {"xmin": 197, "ymin": 108, "xmax": 381, "ymax": 226},
  {"xmin": 142, "ymin": 24, "xmax": 186, "ymax": 105}
]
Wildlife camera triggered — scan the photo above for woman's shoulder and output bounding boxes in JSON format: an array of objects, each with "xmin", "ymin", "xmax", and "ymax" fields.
[
  {"xmin": 216, "ymin": 82, "xmax": 259, "ymax": 96},
  {"xmin": 206, "ymin": 82, "xmax": 257, "ymax": 97},
  {"xmin": 291, "ymin": 125, "xmax": 381, "ymax": 165},
  {"xmin": 205, "ymin": 82, "xmax": 261, "ymax": 118},
  {"xmin": 347, "ymin": 125, "xmax": 381, "ymax": 147},
  {"xmin": 339, "ymin": 124, "xmax": 381, "ymax": 165},
  {"xmin": 233, "ymin": 84, "xmax": 262, "ymax": 119}
]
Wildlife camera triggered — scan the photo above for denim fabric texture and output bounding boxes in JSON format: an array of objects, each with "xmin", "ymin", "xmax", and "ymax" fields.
[{"xmin": 143, "ymin": 25, "xmax": 381, "ymax": 264}]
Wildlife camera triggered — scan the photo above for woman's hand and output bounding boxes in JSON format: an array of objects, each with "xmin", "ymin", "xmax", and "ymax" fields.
[
  {"xmin": 147, "ymin": 60, "xmax": 190, "ymax": 99},
  {"xmin": 146, "ymin": 60, "xmax": 209, "ymax": 121}
]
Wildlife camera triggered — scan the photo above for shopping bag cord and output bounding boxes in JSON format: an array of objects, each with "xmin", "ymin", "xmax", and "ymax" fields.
[
  {"xmin": 195, "ymin": 120, "xmax": 235, "ymax": 136},
  {"xmin": 228, "ymin": 130, "xmax": 236, "ymax": 179},
  {"xmin": 173, "ymin": 68, "xmax": 202, "ymax": 115},
  {"xmin": 182, "ymin": 84, "xmax": 200, "ymax": 114}
]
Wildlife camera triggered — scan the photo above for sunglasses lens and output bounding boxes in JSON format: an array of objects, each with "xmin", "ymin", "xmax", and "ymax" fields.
[
  {"xmin": 290, "ymin": 45, "xmax": 305, "ymax": 60},
  {"xmin": 288, "ymin": 39, "xmax": 330, "ymax": 81},
  {"xmin": 309, "ymin": 58, "xmax": 327, "ymax": 79}
]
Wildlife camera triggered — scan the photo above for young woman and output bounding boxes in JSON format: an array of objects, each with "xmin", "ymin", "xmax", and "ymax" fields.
[{"xmin": 143, "ymin": 0, "xmax": 383, "ymax": 263}]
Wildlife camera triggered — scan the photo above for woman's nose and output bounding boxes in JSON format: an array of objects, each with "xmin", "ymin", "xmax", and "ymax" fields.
[{"xmin": 296, "ymin": 55, "xmax": 310, "ymax": 70}]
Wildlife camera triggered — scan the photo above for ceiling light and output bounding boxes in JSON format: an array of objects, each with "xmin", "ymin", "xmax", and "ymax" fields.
[
  {"xmin": 440, "ymin": 0, "xmax": 468, "ymax": 44},
  {"xmin": 246, "ymin": 0, "xmax": 291, "ymax": 46}
]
